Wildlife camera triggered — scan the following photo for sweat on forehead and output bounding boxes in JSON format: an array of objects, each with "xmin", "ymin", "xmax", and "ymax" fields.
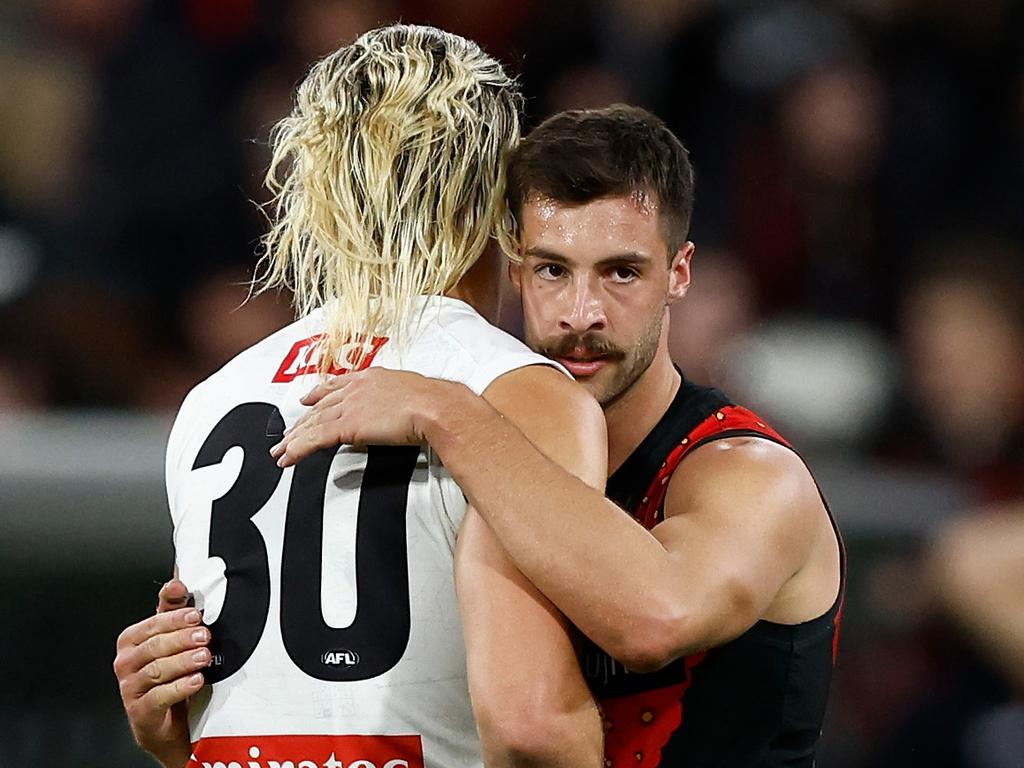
[{"xmin": 524, "ymin": 189, "xmax": 661, "ymax": 217}]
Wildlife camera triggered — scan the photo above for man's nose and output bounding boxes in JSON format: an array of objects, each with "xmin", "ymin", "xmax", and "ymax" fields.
[{"xmin": 559, "ymin": 279, "xmax": 607, "ymax": 333}]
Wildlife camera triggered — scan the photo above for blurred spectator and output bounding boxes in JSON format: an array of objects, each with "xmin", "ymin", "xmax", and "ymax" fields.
[
  {"xmin": 42, "ymin": 0, "xmax": 144, "ymax": 55},
  {"xmin": 286, "ymin": 0, "xmax": 398, "ymax": 64},
  {"xmin": 1, "ymin": 3, "xmax": 1023, "ymax": 762},
  {"xmin": 723, "ymin": 3, "xmax": 888, "ymax": 320},
  {"xmin": 932, "ymin": 503, "xmax": 1024, "ymax": 768},
  {"xmin": 595, "ymin": 0, "xmax": 707, "ymax": 109},
  {"xmin": 180, "ymin": 267, "xmax": 292, "ymax": 377},
  {"xmin": 876, "ymin": 0, "xmax": 1024, "ymax": 274},
  {"xmin": 0, "ymin": 185, "xmax": 50, "ymax": 406},
  {"xmin": 932, "ymin": 504, "xmax": 1024, "ymax": 695},
  {"xmin": 873, "ymin": 504, "xmax": 1024, "ymax": 768},
  {"xmin": 401, "ymin": 0, "xmax": 535, "ymax": 61},
  {"xmin": 720, "ymin": 317, "xmax": 896, "ymax": 452},
  {"xmin": 0, "ymin": 356, "xmax": 49, "ymax": 410},
  {"xmin": 668, "ymin": 248, "xmax": 757, "ymax": 388},
  {"xmin": 516, "ymin": 0, "xmax": 615, "ymax": 122},
  {"xmin": 0, "ymin": 40, "xmax": 96, "ymax": 217},
  {"xmin": 133, "ymin": 267, "xmax": 292, "ymax": 409},
  {"xmin": 544, "ymin": 65, "xmax": 630, "ymax": 113},
  {"xmin": 878, "ymin": 238, "xmax": 1024, "ymax": 502},
  {"xmin": 864, "ymin": 242, "xmax": 1024, "ymax": 768},
  {"xmin": 75, "ymin": 0, "xmax": 264, "ymax": 297}
]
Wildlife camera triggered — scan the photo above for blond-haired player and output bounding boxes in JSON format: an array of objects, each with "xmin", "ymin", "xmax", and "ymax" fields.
[{"xmin": 112, "ymin": 25, "xmax": 604, "ymax": 768}]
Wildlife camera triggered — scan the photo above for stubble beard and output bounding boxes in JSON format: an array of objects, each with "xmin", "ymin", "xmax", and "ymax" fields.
[
  {"xmin": 592, "ymin": 310, "xmax": 663, "ymax": 408},
  {"xmin": 532, "ymin": 308, "xmax": 664, "ymax": 409}
]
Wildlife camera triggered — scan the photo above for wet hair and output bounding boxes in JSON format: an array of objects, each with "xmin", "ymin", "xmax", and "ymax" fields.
[
  {"xmin": 502, "ymin": 104, "xmax": 695, "ymax": 258},
  {"xmin": 257, "ymin": 24, "xmax": 521, "ymax": 369}
]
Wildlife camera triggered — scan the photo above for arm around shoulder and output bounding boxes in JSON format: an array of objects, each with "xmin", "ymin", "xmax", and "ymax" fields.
[
  {"xmin": 625, "ymin": 438, "xmax": 831, "ymax": 669},
  {"xmin": 423, "ymin": 369, "xmax": 831, "ymax": 675}
]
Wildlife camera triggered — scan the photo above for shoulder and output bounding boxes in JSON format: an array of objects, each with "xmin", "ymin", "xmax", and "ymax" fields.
[
  {"xmin": 665, "ymin": 436, "xmax": 821, "ymax": 527},
  {"xmin": 678, "ymin": 435, "xmax": 810, "ymax": 486},
  {"xmin": 483, "ymin": 364, "xmax": 601, "ymax": 421},
  {"xmin": 482, "ymin": 365, "xmax": 608, "ymax": 487}
]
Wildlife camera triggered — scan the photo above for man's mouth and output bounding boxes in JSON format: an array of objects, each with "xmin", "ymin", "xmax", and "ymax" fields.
[{"xmin": 557, "ymin": 356, "xmax": 609, "ymax": 378}]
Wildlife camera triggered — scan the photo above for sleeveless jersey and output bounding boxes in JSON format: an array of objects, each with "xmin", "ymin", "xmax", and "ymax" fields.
[
  {"xmin": 166, "ymin": 296, "xmax": 562, "ymax": 768},
  {"xmin": 585, "ymin": 375, "xmax": 846, "ymax": 768}
]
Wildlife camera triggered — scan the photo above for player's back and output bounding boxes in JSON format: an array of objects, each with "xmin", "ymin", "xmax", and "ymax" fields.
[{"xmin": 167, "ymin": 296, "xmax": 553, "ymax": 768}]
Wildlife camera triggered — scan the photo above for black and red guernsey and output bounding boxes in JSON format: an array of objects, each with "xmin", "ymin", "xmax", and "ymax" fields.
[{"xmin": 584, "ymin": 375, "xmax": 846, "ymax": 768}]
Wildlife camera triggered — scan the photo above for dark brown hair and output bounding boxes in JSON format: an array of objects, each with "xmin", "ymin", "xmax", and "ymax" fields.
[{"xmin": 506, "ymin": 104, "xmax": 695, "ymax": 253}]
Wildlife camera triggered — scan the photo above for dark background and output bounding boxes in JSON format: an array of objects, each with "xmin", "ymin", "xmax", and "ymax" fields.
[{"xmin": 1, "ymin": 1, "xmax": 1022, "ymax": 766}]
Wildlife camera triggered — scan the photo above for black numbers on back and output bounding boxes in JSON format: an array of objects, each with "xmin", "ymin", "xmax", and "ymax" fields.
[
  {"xmin": 190, "ymin": 403, "xmax": 418, "ymax": 683},
  {"xmin": 281, "ymin": 446, "xmax": 417, "ymax": 680}
]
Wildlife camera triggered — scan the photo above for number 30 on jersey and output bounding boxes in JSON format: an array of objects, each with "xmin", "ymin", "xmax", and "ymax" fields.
[{"xmin": 191, "ymin": 402, "xmax": 419, "ymax": 683}]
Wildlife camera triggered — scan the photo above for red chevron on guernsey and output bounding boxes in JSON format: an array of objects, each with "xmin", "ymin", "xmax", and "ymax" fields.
[
  {"xmin": 187, "ymin": 734, "xmax": 424, "ymax": 768},
  {"xmin": 273, "ymin": 334, "xmax": 389, "ymax": 383}
]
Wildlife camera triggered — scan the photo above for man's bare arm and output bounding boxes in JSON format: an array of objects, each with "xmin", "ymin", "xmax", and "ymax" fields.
[
  {"xmin": 458, "ymin": 509, "xmax": 602, "ymax": 767},
  {"xmin": 444, "ymin": 382, "xmax": 825, "ymax": 669},
  {"xmin": 453, "ymin": 365, "xmax": 606, "ymax": 766},
  {"xmin": 273, "ymin": 369, "xmax": 825, "ymax": 671}
]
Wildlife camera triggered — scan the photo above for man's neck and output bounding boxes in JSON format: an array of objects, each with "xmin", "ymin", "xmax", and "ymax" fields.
[
  {"xmin": 604, "ymin": 348, "xmax": 681, "ymax": 475},
  {"xmin": 445, "ymin": 249, "xmax": 501, "ymax": 323}
]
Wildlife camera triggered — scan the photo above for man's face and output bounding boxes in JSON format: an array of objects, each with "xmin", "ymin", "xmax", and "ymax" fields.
[{"xmin": 511, "ymin": 192, "xmax": 692, "ymax": 406}]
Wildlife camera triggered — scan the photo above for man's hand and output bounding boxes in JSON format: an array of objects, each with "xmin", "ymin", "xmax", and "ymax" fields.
[
  {"xmin": 113, "ymin": 580, "xmax": 210, "ymax": 768},
  {"xmin": 156, "ymin": 578, "xmax": 190, "ymax": 613},
  {"xmin": 270, "ymin": 368, "xmax": 475, "ymax": 467}
]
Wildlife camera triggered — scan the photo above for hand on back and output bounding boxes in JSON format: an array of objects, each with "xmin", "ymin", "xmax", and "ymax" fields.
[
  {"xmin": 271, "ymin": 368, "xmax": 464, "ymax": 466},
  {"xmin": 112, "ymin": 578, "xmax": 209, "ymax": 768}
]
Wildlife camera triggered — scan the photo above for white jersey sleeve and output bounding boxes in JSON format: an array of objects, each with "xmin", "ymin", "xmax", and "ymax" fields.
[{"xmin": 164, "ymin": 297, "xmax": 565, "ymax": 768}]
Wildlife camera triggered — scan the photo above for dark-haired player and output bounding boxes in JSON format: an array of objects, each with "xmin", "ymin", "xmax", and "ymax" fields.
[{"xmin": 276, "ymin": 105, "xmax": 846, "ymax": 767}]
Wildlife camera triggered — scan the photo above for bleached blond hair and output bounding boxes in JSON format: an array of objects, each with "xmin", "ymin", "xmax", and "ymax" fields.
[{"xmin": 257, "ymin": 24, "xmax": 521, "ymax": 371}]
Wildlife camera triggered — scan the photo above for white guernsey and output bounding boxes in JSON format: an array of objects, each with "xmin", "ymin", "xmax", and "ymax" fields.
[{"xmin": 166, "ymin": 298, "xmax": 561, "ymax": 768}]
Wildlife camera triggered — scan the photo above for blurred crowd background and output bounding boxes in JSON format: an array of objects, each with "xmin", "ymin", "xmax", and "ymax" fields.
[{"xmin": 1, "ymin": 0, "xmax": 1022, "ymax": 766}]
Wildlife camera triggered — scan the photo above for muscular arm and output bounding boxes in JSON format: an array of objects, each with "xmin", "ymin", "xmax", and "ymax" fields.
[
  {"xmin": 421, "ymin": 378, "xmax": 824, "ymax": 671},
  {"xmin": 273, "ymin": 367, "xmax": 827, "ymax": 672},
  {"xmin": 457, "ymin": 511, "xmax": 602, "ymax": 767},
  {"xmin": 456, "ymin": 365, "xmax": 606, "ymax": 766}
]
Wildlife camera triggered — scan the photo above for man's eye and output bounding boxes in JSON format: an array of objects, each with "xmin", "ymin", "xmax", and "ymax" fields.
[
  {"xmin": 610, "ymin": 267, "xmax": 638, "ymax": 282},
  {"xmin": 537, "ymin": 264, "xmax": 565, "ymax": 280}
]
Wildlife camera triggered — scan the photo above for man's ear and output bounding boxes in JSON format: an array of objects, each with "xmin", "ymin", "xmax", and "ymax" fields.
[
  {"xmin": 508, "ymin": 258, "xmax": 523, "ymax": 291},
  {"xmin": 667, "ymin": 242, "xmax": 694, "ymax": 304}
]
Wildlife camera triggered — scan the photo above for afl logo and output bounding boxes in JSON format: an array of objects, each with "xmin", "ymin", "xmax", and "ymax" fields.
[{"xmin": 322, "ymin": 649, "xmax": 360, "ymax": 667}]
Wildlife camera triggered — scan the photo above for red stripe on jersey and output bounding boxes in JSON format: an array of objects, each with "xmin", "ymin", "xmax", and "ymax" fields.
[
  {"xmin": 601, "ymin": 651, "xmax": 708, "ymax": 767},
  {"xmin": 188, "ymin": 733, "xmax": 424, "ymax": 768},
  {"xmin": 634, "ymin": 406, "xmax": 791, "ymax": 529},
  {"xmin": 832, "ymin": 594, "xmax": 846, "ymax": 665}
]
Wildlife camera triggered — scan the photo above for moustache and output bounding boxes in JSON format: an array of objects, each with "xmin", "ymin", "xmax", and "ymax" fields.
[{"xmin": 540, "ymin": 333, "xmax": 625, "ymax": 361}]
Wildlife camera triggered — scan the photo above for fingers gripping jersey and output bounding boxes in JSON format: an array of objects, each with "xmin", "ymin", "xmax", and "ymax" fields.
[{"xmin": 165, "ymin": 297, "xmax": 562, "ymax": 768}]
